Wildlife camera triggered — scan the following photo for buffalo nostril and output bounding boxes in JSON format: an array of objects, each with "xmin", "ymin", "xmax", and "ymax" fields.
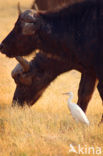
[{"xmin": 0, "ymin": 43, "xmax": 3, "ymax": 50}]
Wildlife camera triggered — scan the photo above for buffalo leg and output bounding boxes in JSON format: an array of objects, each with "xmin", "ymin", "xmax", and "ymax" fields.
[
  {"xmin": 97, "ymin": 79, "xmax": 103, "ymax": 101},
  {"xmin": 97, "ymin": 78, "xmax": 103, "ymax": 124},
  {"xmin": 77, "ymin": 73, "xmax": 96, "ymax": 112}
]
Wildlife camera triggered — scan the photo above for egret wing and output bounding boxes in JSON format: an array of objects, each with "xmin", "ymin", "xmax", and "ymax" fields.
[{"xmin": 69, "ymin": 103, "xmax": 89, "ymax": 125}]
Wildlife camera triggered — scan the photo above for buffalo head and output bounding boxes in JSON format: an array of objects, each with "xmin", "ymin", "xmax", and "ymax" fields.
[
  {"xmin": 12, "ymin": 53, "xmax": 69, "ymax": 106},
  {"xmin": 0, "ymin": 8, "xmax": 46, "ymax": 57}
]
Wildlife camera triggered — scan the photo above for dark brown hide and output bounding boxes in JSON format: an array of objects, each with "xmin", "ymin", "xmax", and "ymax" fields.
[{"xmin": 12, "ymin": 52, "xmax": 96, "ymax": 112}]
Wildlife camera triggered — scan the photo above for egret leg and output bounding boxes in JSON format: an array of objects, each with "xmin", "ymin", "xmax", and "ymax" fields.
[{"xmin": 77, "ymin": 73, "xmax": 96, "ymax": 112}]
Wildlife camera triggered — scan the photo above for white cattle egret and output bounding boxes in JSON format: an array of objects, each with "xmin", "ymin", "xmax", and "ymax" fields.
[{"xmin": 64, "ymin": 92, "xmax": 90, "ymax": 125}]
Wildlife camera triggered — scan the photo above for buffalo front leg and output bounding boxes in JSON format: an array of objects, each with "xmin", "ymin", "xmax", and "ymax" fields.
[
  {"xmin": 77, "ymin": 73, "xmax": 96, "ymax": 112},
  {"xmin": 97, "ymin": 79, "xmax": 103, "ymax": 125}
]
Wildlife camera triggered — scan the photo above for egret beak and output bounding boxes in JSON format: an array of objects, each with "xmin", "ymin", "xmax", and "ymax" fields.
[{"xmin": 62, "ymin": 92, "xmax": 69, "ymax": 95}]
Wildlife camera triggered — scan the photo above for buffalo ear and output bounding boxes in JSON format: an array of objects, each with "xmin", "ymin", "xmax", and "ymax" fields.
[{"xmin": 17, "ymin": 2, "xmax": 22, "ymax": 15}]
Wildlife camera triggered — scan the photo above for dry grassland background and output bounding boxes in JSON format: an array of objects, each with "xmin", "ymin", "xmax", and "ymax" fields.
[{"xmin": 0, "ymin": 0, "xmax": 103, "ymax": 155}]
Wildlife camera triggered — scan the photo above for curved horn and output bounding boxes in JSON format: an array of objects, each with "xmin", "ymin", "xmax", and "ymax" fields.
[
  {"xmin": 31, "ymin": 1, "xmax": 39, "ymax": 11},
  {"xmin": 16, "ymin": 56, "xmax": 30, "ymax": 72},
  {"xmin": 17, "ymin": 2, "xmax": 22, "ymax": 15},
  {"xmin": 0, "ymin": 43, "xmax": 3, "ymax": 50},
  {"xmin": 34, "ymin": 3, "xmax": 39, "ymax": 11},
  {"xmin": 33, "ymin": 2, "xmax": 39, "ymax": 11}
]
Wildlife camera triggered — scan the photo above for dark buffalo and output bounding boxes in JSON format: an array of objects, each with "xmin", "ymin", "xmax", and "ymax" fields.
[
  {"xmin": 11, "ymin": 53, "xmax": 71, "ymax": 106},
  {"xmin": 0, "ymin": 0, "xmax": 103, "ymax": 116}
]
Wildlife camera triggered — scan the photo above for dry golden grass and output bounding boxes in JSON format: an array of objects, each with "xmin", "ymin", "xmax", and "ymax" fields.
[{"xmin": 0, "ymin": 1, "xmax": 103, "ymax": 156}]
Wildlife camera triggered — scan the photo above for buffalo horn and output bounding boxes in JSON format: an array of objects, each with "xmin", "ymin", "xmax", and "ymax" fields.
[
  {"xmin": 31, "ymin": 0, "xmax": 39, "ymax": 11},
  {"xmin": 33, "ymin": 2, "xmax": 39, "ymax": 11},
  {"xmin": 17, "ymin": 2, "xmax": 22, "ymax": 15},
  {"xmin": 16, "ymin": 56, "xmax": 30, "ymax": 72}
]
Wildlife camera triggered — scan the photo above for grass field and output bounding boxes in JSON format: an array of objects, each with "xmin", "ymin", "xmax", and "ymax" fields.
[{"xmin": 0, "ymin": 0, "xmax": 103, "ymax": 156}]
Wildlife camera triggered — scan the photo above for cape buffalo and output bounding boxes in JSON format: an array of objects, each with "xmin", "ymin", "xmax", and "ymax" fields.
[
  {"xmin": 11, "ymin": 53, "xmax": 71, "ymax": 106},
  {"xmin": 0, "ymin": 0, "xmax": 103, "ymax": 117}
]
